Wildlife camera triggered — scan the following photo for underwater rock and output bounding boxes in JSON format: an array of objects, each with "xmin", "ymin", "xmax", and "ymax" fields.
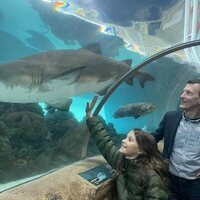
[
  {"xmin": 16, "ymin": 158, "xmax": 28, "ymax": 168},
  {"xmin": 57, "ymin": 130, "xmax": 84, "ymax": 159},
  {"xmin": 0, "ymin": 108, "xmax": 123, "ymax": 184},
  {"xmin": 45, "ymin": 111, "xmax": 79, "ymax": 140},
  {"xmin": 3, "ymin": 111, "xmax": 51, "ymax": 143},
  {"xmin": 0, "ymin": 102, "xmax": 43, "ymax": 118},
  {"xmin": 46, "ymin": 98, "xmax": 73, "ymax": 113},
  {"xmin": 0, "ymin": 110, "xmax": 81, "ymax": 183}
]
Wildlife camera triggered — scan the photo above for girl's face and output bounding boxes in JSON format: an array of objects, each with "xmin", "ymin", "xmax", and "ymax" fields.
[{"xmin": 119, "ymin": 130, "xmax": 140, "ymax": 157}]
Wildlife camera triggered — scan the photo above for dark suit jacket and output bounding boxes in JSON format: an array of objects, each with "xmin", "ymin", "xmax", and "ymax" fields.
[{"xmin": 152, "ymin": 110, "xmax": 183, "ymax": 159}]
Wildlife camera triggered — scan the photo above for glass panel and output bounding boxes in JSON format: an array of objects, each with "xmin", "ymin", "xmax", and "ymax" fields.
[
  {"xmin": 103, "ymin": 50, "xmax": 199, "ymax": 135},
  {"xmin": 0, "ymin": 0, "xmax": 199, "ymax": 192}
]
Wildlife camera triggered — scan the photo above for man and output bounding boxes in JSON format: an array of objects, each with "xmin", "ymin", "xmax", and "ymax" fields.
[{"xmin": 152, "ymin": 79, "xmax": 200, "ymax": 200}]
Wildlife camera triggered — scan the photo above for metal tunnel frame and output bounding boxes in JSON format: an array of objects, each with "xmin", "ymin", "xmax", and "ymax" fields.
[
  {"xmin": 82, "ymin": 39, "xmax": 200, "ymax": 158},
  {"xmin": 93, "ymin": 39, "xmax": 200, "ymax": 117}
]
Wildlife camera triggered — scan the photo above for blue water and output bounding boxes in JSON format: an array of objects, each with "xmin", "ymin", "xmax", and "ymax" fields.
[
  {"xmin": 0, "ymin": 0, "xmax": 146, "ymax": 127},
  {"xmin": 1, "ymin": 0, "xmax": 198, "ymax": 136}
]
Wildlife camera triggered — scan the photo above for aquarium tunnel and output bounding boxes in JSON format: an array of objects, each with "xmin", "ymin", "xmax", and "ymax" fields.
[{"xmin": 0, "ymin": 0, "xmax": 200, "ymax": 195}]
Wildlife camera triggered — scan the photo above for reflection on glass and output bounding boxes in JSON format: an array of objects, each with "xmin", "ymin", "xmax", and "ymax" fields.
[{"xmin": 0, "ymin": 0, "xmax": 200, "ymax": 192}]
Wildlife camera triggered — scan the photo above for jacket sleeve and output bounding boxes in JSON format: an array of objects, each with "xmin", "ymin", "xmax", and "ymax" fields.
[
  {"xmin": 144, "ymin": 172, "xmax": 169, "ymax": 200},
  {"xmin": 151, "ymin": 114, "xmax": 166, "ymax": 142},
  {"xmin": 86, "ymin": 117, "xmax": 121, "ymax": 169}
]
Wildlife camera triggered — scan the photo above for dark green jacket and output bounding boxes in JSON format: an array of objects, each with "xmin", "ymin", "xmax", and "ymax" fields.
[{"xmin": 86, "ymin": 117, "xmax": 169, "ymax": 200}]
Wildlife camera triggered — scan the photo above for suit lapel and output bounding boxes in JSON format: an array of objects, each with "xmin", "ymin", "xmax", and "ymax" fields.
[{"xmin": 168, "ymin": 111, "xmax": 183, "ymax": 152}]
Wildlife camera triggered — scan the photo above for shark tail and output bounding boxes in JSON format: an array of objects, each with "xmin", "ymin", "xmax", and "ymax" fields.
[
  {"xmin": 134, "ymin": 70, "xmax": 155, "ymax": 88},
  {"xmin": 121, "ymin": 59, "xmax": 154, "ymax": 88},
  {"xmin": 125, "ymin": 70, "xmax": 155, "ymax": 88}
]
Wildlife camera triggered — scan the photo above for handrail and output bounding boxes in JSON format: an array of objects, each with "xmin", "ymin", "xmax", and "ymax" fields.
[
  {"xmin": 93, "ymin": 40, "xmax": 200, "ymax": 117},
  {"xmin": 81, "ymin": 39, "xmax": 200, "ymax": 159}
]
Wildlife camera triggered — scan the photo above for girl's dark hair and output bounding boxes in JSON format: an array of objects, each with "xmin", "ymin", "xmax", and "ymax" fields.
[
  {"xmin": 133, "ymin": 128, "xmax": 170, "ymax": 191},
  {"xmin": 117, "ymin": 128, "xmax": 169, "ymax": 192}
]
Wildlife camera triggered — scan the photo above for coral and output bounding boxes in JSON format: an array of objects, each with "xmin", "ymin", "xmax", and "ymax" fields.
[
  {"xmin": 4, "ymin": 111, "xmax": 51, "ymax": 143},
  {"xmin": 0, "ymin": 102, "xmax": 43, "ymax": 118}
]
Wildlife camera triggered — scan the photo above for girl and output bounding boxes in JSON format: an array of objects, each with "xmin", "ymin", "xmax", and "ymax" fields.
[{"xmin": 86, "ymin": 96, "xmax": 169, "ymax": 200}]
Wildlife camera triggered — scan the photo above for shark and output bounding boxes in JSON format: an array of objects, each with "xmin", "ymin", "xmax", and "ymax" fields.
[{"xmin": 0, "ymin": 43, "xmax": 155, "ymax": 104}]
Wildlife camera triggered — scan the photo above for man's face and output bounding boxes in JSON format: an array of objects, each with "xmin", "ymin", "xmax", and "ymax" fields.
[{"xmin": 180, "ymin": 83, "xmax": 200, "ymax": 111}]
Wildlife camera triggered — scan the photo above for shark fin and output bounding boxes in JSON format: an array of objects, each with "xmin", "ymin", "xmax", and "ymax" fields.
[
  {"xmin": 51, "ymin": 66, "xmax": 86, "ymax": 84},
  {"xmin": 82, "ymin": 43, "xmax": 102, "ymax": 54},
  {"xmin": 125, "ymin": 77, "xmax": 133, "ymax": 86},
  {"xmin": 96, "ymin": 85, "xmax": 111, "ymax": 96},
  {"xmin": 134, "ymin": 70, "xmax": 155, "ymax": 88},
  {"xmin": 122, "ymin": 59, "xmax": 132, "ymax": 66}
]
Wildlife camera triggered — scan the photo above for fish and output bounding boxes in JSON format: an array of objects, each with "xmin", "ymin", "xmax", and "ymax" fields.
[
  {"xmin": 113, "ymin": 102, "xmax": 157, "ymax": 119},
  {"xmin": 0, "ymin": 43, "xmax": 155, "ymax": 104}
]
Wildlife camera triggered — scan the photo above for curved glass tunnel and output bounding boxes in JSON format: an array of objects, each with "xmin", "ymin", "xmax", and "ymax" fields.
[{"xmin": 0, "ymin": 0, "xmax": 200, "ymax": 192}]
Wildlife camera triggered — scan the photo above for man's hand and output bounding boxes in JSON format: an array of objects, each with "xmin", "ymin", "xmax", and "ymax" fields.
[{"xmin": 85, "ymin": 96, "xmax": 98, "ymax": 118}]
